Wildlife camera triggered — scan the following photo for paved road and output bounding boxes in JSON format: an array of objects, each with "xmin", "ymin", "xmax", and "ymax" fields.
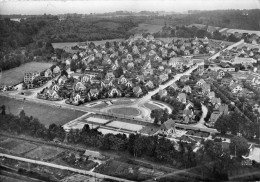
[
  {"xmin": 135, "ymin": 63, "xmax": 203, "ymax": 105},
  {"xmin": 0, "ymin": 153, "xmax": 134, "ymax": 182},
  {"xmin": 209, "ymin": 39, "xmax": 244, "ymax": 60}
]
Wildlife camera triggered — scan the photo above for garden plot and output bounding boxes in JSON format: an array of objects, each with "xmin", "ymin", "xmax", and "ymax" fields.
[
  {"xmin": 86, "ymin": 117, "xmax": 109, "ymax": 124},
  {"xmin": 0, "ymin": 139, "xmax": 21, "ymax": 150},
  {"xmin": 11, "ymin": 142, "xmax": 38, "ymax": 154},
  {"xmin": 25, "ymin": 146, "xmax": 64, "ymax": 160},
  {"xmin": 106, "ymin": 121, "xmax": 144, "ymax": 132},
  {"xmin": 98, "ymin": 128, "xmax": 129, "ymax": 137}
]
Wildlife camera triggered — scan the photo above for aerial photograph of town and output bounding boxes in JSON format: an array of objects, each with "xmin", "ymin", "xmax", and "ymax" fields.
[{"xmin": 0, "ymin": 0, "xmax": 259, "ymax": 181}]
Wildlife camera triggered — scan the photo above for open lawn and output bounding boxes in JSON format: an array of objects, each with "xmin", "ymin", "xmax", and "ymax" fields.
[
  {"xmin": 129, "ymin": 23, "xmax": 163, "ymax": 34},
  {"xmin": 144, "ymin": 102, "xmax": 162, "ymax": 110},
  {"xmin": 0, "ymin": 62, "xmax": 53, "ymax": 86},
  {"xmin": 0, "ymin": 96, "xmax": 86, "ymax": 127},
  {"xmin": 25, "ymin": 146, "xmax": 64, "ymax": 160}
]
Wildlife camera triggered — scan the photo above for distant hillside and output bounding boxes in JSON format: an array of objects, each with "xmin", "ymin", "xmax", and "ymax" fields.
[{"xmin": 180, "ymin": 9, "xmax": 260, "ymax": 31}]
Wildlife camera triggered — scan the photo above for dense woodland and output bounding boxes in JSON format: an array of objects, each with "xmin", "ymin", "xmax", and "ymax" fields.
[
  {"xmin": 180, "ymin": 9, "xmax": 260, "ymax": 30},
  {"xmin": 0, "ymin": 15, "xmax": 138, "ymax": 71}
]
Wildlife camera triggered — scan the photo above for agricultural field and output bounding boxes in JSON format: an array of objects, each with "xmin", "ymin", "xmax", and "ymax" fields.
[
  {"xmin": 0, "ymin": 96, "xmax": 86, "ymax": 127},
  {"xmin": 25, "ymin": 146, "xmax": 64, "ymax": 160},
  {"xmin": 129, "ymin": 23, "xmax": 163, "ymax": 34},
  {"xmin": 0, "ymin": 62, "xmax": 53, "ymax": 86}
]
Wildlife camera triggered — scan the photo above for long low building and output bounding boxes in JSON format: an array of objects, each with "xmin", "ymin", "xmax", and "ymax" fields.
[{"xmin": 230, "ymin": 57, "xmax": 257, "ymax": 65}]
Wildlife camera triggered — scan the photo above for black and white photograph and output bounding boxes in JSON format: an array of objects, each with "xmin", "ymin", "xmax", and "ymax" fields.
[{"xmin": 0, "ymin": 0, "xmax": 260, "ymax": 181}]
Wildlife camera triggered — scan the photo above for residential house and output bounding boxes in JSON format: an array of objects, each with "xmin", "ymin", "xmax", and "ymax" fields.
[
  {"xmin": 72, "ymin": 93, "xmax": 81, "ymax": 103},
  {"xmin": 209, "ymin": 111, "xmax": 222, "ymax": 125},
  {"xmin": 58, "ymin": 75, "xmax": 68, "ymax": 85},
  {"xmin": 127, "ymin": 62, "xmax": 134, "ymax": 69},
  {"xmin": 185, "ymin": 101, "xmax": 194, "ymax": 110},
  {"xmin": 165, "ymin": 68, "xmax": 172, "ymax": 74},
  {"xmin": 106, "ymin": 72, "xmax": 115, "ymax": 79},
  {"xmin": 118, "ymin": 75, "xmax": 128, "ymax": 84},
  {"xmin": 81, "ymin": 75, "xmax": 90, "ymax": 83},
  {"xmin": 74, "ymin": 82, "xmax": 86, "ymax": 92},
  {"xmin": 125, "ymin": 80, "xmax": 133, "ymax": 88},
  {"xmin": 182, "ymin": 109, "xmax": 194, "ymax": 123},
  {"xmin": 159, "ymin": 119, "xmax": 177, "ymax": 136},
  {"xmin": 217, "ymin": 69, "xmax": 225, "ymax": 78},
  {"xmin": 202, "ymin": 83, "xmax": 211, "ymax": 94},
  {"xmin": 177, "ymin": 93, "xmax": 187, "ymax": 103},
  {"xmin": 159, "ymin": 74, "xmax": 168, "ymax": 83},
  {"xmin": 180, "ymin": 75, "xmax": 189, "ymax": 82},
  {"xmin": 196, "ymin": 79, "xmax": 206, "ymax": 87},
  {"xmin": 145, "ymin": 80, "xmax": 154, "ymax": 89},
  {"xmin": 158, "ymin": 66, "xmax": 164, "ymax": 71},
  {"xmin": 211, "ymin": 97, "xmax": 221, "ymax": 106},
  {"xmin": 182, "ymin": 85, "xmax": 192, "ymax": 93},
  {"xmin": 136, "ymin": 75, "xmax": 145, "ymax": 83},
  {"xmin": 46, "ymin": 89, "xmax": 59, "ymax": 99},
  {"xmin": 53, "ymin": 66, "xmax": 61, "ymax": 75},
  {"xmin": 24, "ymin": 72, "xmax": 40, "ymax": 85},
  {"xmin": 44, "ymin": 69, "xmax": 52, "ymax": 78},
  {"xmin": 169, "ymin": 83, "xmax": 179, "ymax": 90},
  {"xmin": 208, "ymin": 91, "xmax": 215, "ymax": 99},
  {"xmin": 219, "ymin": 104, "xmax": 229, "ymax": 115},
  {"xmin": 184, "ymin": 50, "xmax": 191, "ymax": 56},
  {"xmin": 88, "ymin": 89, "xmax": 99, "ymax": 98},
  {"xmin": 159, "ymin": 89, "xmax": 167, "ymax": 97},
  {"xmin": 143, "ymin": 68, "xmax": 154, "ymax": 76},
  {"xmin": 133, "ymin": 86, "xmax": 143, "ymax": 97},
  {"xmin": 109, "ymin": 88, "xmax": 121, "ymax": 97},
  {"xmin": 101, "ymin": 79, "xmax": 114, "ymax": 88},
  {"xmin": 51, "ymin": 84, "xmax": 60, "ymax": 92},
  {"xmin": 221, "ymin": 78, "xmax": 233, "ymax": 86},
  {"xmin": 229, "ymin": 83, "xmax": 243, "ymax": 94}
]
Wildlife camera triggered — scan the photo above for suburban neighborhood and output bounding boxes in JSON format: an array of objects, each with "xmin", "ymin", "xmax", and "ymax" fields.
[{"xmin": 0, "ymin": 3, "xmax": 260, "ymax": 182}]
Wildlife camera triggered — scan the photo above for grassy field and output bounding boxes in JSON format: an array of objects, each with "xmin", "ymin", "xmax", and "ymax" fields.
[
  {"xmin": 129, "ymin": 23, "xmax": 163, "ymax": 34},
  {"xmin": 143, "ymin": 102, "xmax": 161, "ymax": 110},
  {"xmin": 0, "ymin": 62, "xmax": 53, "ymax": 86},
  {"xmin": 0, "ymin": 96, "xmax": 86, "ymax": 127},
  {"xmin": 25, "ymin": 146, "xmax": 64, "ymax": 160}
]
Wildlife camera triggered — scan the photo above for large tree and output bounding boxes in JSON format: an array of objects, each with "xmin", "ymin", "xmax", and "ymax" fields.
[{"xmin": 229, "ymin": 136, "xmax": 249, "ymax": 157}]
